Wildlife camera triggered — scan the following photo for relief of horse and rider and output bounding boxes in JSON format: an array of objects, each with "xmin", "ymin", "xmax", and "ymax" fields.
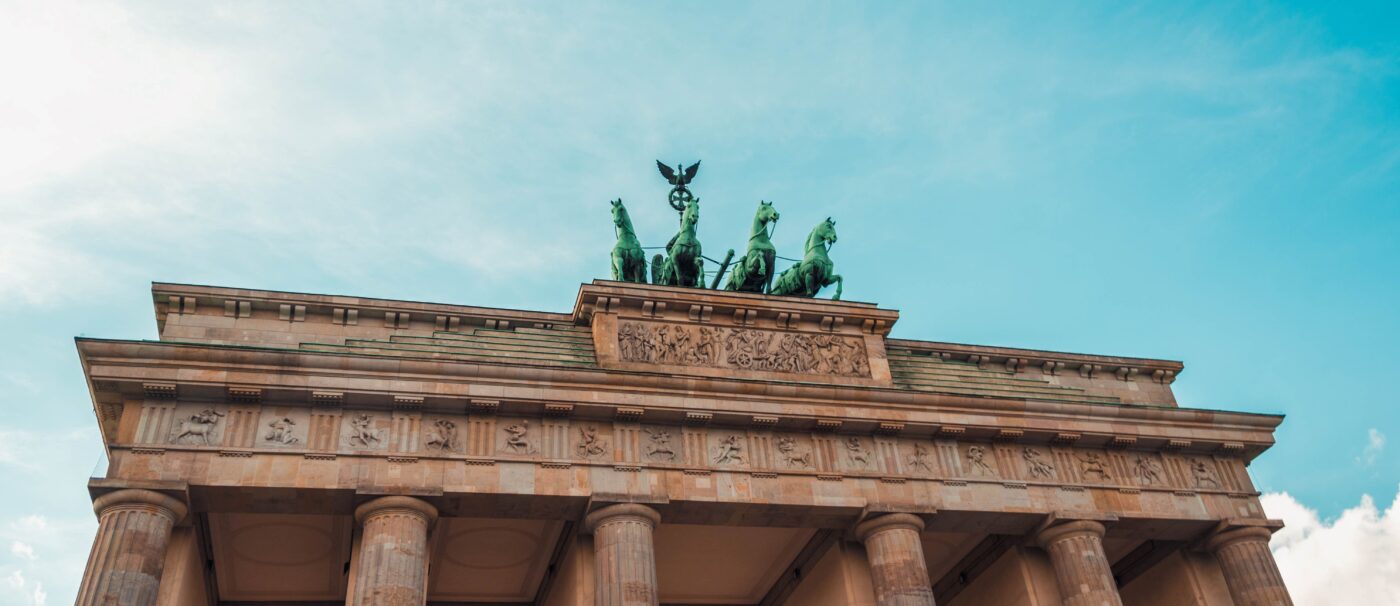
[{"xmin": 610, "ymin": 160, "xmax": 844, "ymax": 300}]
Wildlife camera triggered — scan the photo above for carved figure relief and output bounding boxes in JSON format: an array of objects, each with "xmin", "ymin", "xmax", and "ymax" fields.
[
  {"xmin": 425, "ymin": 419, "xmax": 458, "ymax": 452},
  {"xmin": 1022, "ymin": 447, "xmax": 1055, "ymax": 479},
  {"xmin": 264, "ymin": 417, "xmax": 299, "ymax": 445},
  {"xmin": 644, "ymin": 428, "xmax": 676, "ymax": 461},
  {"xmin": 713, "ymin": 434, "xmax": 745, "ymax": 465},
  {"xmin": 907, "ymin": 443, "xmax": 933, "ymax": 473},
  {"xmin": 576, "ymin": 425, "xmax": 608, "ymax": 459},
  {"xmin": 844, "ymin": 437, "xmax": 872, "ymax": 469},
  {"xmin": 171, "ymin": 409, "xmax": 224, "ymax": 445},
  {"xmin": 1078, "ymin": 452, "xmax": 1112, "ymax": 481},
  {"xmin": 1134, "ymin": 455, "xmax": 1163, "ymax": 486},
  {"xmin": 346, "ymin": 413, "xmax": 384, "ymax": 449},
  {"xmin": 777, "ymin": 436, "xmax": 812, "ymax": 468},
  {"xmin": 503, "ymin": 421, "xmax": 532, "ymax": 454},
  {"xmin": 617, "ymin": 321, "xmax": 870, "ymax": 378},
  {"xmin": 966, "ymin": 445, "xmax": 996, "ymax": 476},
  {"xmin": 1191, "ymin": 458, "xmax": 1221, "ymax": 488}
]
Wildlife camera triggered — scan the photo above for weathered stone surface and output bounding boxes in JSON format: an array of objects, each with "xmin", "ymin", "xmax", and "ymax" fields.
[
  {"xmin": 1207, "ymin": 526, "xmax": 1294, "ymax": 606},
  {"xmin": 586, "ymin": 504, "xmax": 661, "ymax": 606},
  {"xmin": 76, "ymin": 489, "xmax": 187, "ymax": 606},
  {"xmin": 855, "ymin": 513, "xmax": 935, "ymax": 606},
  {"xmin": 351, "ymin": 496, "xmax": 438, "ymax": 606},
  {"xmin": 1034, "ymin": 520, "xmax": 1123, "ymax": 606}
]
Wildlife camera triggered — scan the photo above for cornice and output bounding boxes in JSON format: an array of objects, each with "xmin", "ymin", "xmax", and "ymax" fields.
[
  {"xmin": 150, "ymin": 281, "xmax": 572, "ymax": 335},
  {"xmin": 76, "ymin": 337, "xmax": 1283, "ymax": 459},
  {"xmin": 887, "ymin": 339, "xmax": 1184, "ymax": 380}
]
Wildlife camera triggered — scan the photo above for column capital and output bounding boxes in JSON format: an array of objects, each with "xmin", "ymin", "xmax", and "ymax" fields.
[
  {"xmin": 1205, "ymin": 525, "xmax": 1274, "ymax": 553},
  {"xmin": 585, "ymin": 503, "xmax": 661, "ymax": 533},
  {"xmin": 1034, "ymin": 519, "xmax": 1106, "ymax": 550},
  {"xmin": 353, "ymin": 495, "xmax": 438, "ymax": 526},
  {"xmin": 91, "ymin": 489, "xmax": 187, "ymax": 524},
  {"xmin": 854, "ymin": 513, "xmax": 925, "ymax": 542}
]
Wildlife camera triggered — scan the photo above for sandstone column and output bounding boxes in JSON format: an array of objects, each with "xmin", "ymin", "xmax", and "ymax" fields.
[
  {"xmin": 854, "ymin": 513, "xmax": 936, "ymax": 606},
  {"xmin": 351, "ymin": 496, "xmax": 439, "ymax": 606},
  {"xmin": 585, "ymin": 503, "xmax": 661, "ymax": 606},
  {"xmin": 76, "ymin": 489, "xmax": 188, "ymax": 606},
  {"xmin": 1206, "ymin": 527, "xmax": 1293, "ymax": 606},
  {"xmin": 1034, "ymin": 520, "xmax": 1123, "ymax": 606}
]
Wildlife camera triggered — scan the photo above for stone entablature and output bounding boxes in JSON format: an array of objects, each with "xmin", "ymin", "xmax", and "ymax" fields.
[{"xmin": 122, "ymin": 400, "xmax": 1256, "ymax": 500}]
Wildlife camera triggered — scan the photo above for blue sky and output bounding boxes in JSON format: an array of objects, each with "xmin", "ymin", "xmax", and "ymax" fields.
[{"xmin": 0, "ymin": 1, "xmax": 1396, "ymax": 603}]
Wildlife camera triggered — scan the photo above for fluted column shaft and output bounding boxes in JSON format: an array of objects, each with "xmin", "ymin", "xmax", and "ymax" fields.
[
  {"xmin": 1035, "ymin": 520, "xmax": 1123, "ymax": 606},
  {"xmin": 352, "ymin": 496, "xmax": 439, "ymax": 606},
  {"xmin": 1207, "ymin": 527, "xmax": 1293, "ymax": 606},
  {"xmin": 855, "ymin": 514, "xmax": 936, "ymax": 606},
  {"xmin": 76, "ymin": 489, "xmax": 188, "ymax": 606},
  {"xmin": 585, "ymin": 504, "xmax": 661, "ymax": 606}
]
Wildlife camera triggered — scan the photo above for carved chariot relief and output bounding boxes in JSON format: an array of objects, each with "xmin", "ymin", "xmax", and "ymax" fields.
[
  {"xmin": 1022, "ymin": 447, "xmax": 1056, "ymax": 479},
  {"xmin": 643, "ymin": 427, "xmax": 677, "ymax": 462},
  {"xmin": 776, "ymin": 435, "xmax": 813, "ymax": 468},
  {"xmin": 617, "ymin": 321, "xmax": 871, "ymax": 378},
  {"xmin": 170, "ymin": 407, "xmax": 225, "ymax": 446}
]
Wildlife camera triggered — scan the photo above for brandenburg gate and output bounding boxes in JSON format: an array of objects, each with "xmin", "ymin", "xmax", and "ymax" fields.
[{"xmin": 74, "ymin": 279, "xmax": 1292, "ymax": 605}]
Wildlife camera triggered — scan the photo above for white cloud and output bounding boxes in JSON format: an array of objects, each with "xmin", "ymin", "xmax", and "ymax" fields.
[
  {"xmin": 1359, "ymin": 428, "xmax": 1386, "ymax": 466},
  {"xmin": 1263, "ymin": 485, "xmax": 1400, "ymax": 605},
  {"xmin": 3, "ymin": 570, "xmax": 21, "ymax": 590},
  {"xmin": 31, "ymin": 582, "xmax": 45, "ymax": 606},
  {"xmin": 9, "ymin": 542, "xmax": 34, "ymax": 561}
]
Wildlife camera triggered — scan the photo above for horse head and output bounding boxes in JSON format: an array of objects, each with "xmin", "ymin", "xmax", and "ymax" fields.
[
  {"xmin": 610, "ymin": 198, "xmax": 630, "ymax": 228},
  {"xmin": 681, "ymin": 197, "xmax": 700, "ymax": 228},
  {"xmin": 811, "ymin": 217, "xmax": 838, "ymax": 250},
  {"xmin": 756, "ymin": 200, "xmax": 780, "ymax": 229}
]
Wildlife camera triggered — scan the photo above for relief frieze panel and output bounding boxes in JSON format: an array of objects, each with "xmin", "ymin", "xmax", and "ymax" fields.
[
  {"xmin": 134, "ymin": 402, "xmax": 1256, "ymax": 497},
  {"xmin": 168, "ymin": 404, "xmax": 228, "ymax": 447},
  {"xmin": 342, "ymin": 412, "xmax": 390, "ymax": 451},
  {"xmin": 617, "ymin": 320, "xmax": 871, "ymax": 378}
]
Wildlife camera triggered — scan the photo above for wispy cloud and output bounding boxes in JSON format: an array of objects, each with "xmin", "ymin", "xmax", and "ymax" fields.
[{"xmin": 1360, "ymin": 428, "xmax": 1387, "ymax": 466}]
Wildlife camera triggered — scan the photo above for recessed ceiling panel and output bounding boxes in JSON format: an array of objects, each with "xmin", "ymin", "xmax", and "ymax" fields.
[
  {"xmin": 428, "ymin": 517, "xmax": 564, "ymax": 603},
  {"xmin": 209, "ymin": 512, "xmax": 351, "ymax": 601},
  {"xmin": 655, "ymin": 524, "xmax": 815, "ymax": 604}
]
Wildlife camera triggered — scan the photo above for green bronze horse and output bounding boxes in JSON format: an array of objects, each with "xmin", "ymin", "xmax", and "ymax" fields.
[
  {"xmin": 770, "ymin": 217, "xmax": 843, "ymax": 300},
  {"xmin": 723, "ymin": 201, "xmax": 780, "ymax": 293},
  {"xmin": 652, "ymin": 197, "xmax": 705, "ymax": 287},
  {"xmin": 609, "ymin": 199, "xmax": 647, "ymax": 283}
]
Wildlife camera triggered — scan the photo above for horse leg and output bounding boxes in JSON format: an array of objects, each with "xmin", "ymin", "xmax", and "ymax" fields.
[
  {"xmin": 611, "ymin": 252, "xmax": 622, "ymax": 281},
  {"xmin": 829, "ymin": 275, "xmax": 843, "ymax": 300}
]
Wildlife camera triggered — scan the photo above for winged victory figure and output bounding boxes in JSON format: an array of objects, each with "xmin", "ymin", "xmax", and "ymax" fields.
[{"xmin": 657, "ymin": 160, "xmax": 701, "ymax": 211}]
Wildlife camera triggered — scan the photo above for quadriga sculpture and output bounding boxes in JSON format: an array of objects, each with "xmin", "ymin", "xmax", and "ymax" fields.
[
  {"xmin": 652, "ymin": 197, "xmax": 705, "ymax": 287},
  {"xmin": 609, "ymin": 199, "xmax": 647, "ymax": 283},
  {"xmin": 770, "ymin": 217, "xmax": 843, "ymax": 300},
  {"xmin": 723, "ymin": 200, "xmax": 780, "ymax": 294}
]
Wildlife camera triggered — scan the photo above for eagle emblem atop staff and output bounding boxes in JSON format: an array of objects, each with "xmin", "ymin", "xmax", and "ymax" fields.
[{"xmin": 657, "ymin": 160, "xmax": 701, "ymax": 212}]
